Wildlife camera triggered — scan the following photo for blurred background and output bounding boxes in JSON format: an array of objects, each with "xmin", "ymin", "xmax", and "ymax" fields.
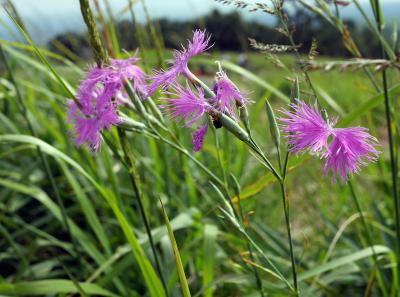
[{"xmin": 1, "ymin": 0, "xmax": 399, "ymax": 58}]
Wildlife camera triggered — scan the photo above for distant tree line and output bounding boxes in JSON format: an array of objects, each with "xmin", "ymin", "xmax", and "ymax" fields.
[{"xmin": 48, "ymin": 9, "xmax": 389, "ymax": 60}]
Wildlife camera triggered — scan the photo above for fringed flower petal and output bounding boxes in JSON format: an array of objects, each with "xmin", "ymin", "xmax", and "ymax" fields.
[
  {"xmin": 324, "ymin": 127, "xmax": 380, "ymax": 181},
  {"xmin": 192, "ymin": 123, "xmax": 209, "ymax": 152},
  {"xmin": 148, "ymin": 30, "xmax": 211, "ymax": 95},
  {"xmin": 280, "ymin": 99, "xmax": 332, "ymax": 155},
  {"xmin": 67, "ymin": 55, "xmax": 146, "ymax": 151},
  {"xmin": 280, "ymin": 99, "xmax": 380, "ymax": 182},
  {"xmin": 160, "ymin": 83, "xmax": 209, "ymax": 127},
  {"xmin": 213, "ymin": 70, "xmax": 247, "ymax": 117}
]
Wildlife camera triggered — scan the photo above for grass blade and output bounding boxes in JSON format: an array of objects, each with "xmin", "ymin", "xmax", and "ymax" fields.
[
  {"xmin": 0, "ymin": 280, "xmax": 120, "ymax": 297},
  {"xmin": 203, "ymin": 224, "xmax": 218, "ymax": 297},
  {"xmin": 160, "ymin": 199, "xmax": 191, "ymax": 297}
]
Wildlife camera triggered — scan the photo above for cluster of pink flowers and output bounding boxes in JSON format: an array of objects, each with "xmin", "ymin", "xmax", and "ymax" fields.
[
  {"xmin": 68, "ymin": 56, "xmax": 146, "ymax": 150},
  {"xmin": 153, "ymin": 31, "xmax": 247, "ymax": 151},
  {"xmin": 69, "ymin": 30, "xmax": 246, "ymax": 152},
  {"xmin": 68, "ymin": 30, "xmax": 380, "ymax": 182},
  {"xmin": 280, "ymin": 100, "xmax": 379, "ymax": 181}
]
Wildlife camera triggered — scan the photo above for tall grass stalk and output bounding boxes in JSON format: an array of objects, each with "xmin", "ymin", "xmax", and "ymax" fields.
[
  {"xmin": 212, "ymin": 129, "xmax": 265, "ymax": 296},
  {"xmin": 231, "ymin": 174, "xmax": 265, "ymax": 297},
  {"xmin": 78, "ymin": 0, "xmax": 168, "ymax": 294},
  {"xmin": 371, "ymin": 0, "xmax": 400, "ymax": 286},
  {"xmin": 271, "ymin": 0, "xmax": 317, "ymax": 99},
  {"xmin": 140, "ymin": 0, "xmax": 165, "ymax": 67}
]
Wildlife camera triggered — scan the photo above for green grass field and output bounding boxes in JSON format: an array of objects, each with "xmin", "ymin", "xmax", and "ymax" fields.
[{"xmin": 1, "ymin": 1, "xmax": 400, "ymax": 296}]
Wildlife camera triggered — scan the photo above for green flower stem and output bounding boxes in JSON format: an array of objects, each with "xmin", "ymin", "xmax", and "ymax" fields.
[
  {"xmin": 188, "ymin": 71, "xmax": 282, "ymax": 180},
  {"xmin": 238, "ymin": 223, "xmax": 294, "ymax": 292},
  {"xmin": 116, "ymin": 128, "xmax": 168, "ymax": 294},
  {"xmin": 188, "ymin": 70, "xmax": 298, "ymax": 293},
  {"xmin": 279, "ymin": 182, "xmax": 299, "ymax": 296},
  {"xmin": 212, "ymin": 127, "xmax": 265, "ymax": 297},
  {"xmin": 78, "ymin": 0, "xmax": 168, "ymax": 294},
  {"xmin": 233, "ymin": 177, "xmax": 265, "ymax": 297},
  {"xmin": 146, "ymin": 125, "xmax": 225, "ymax": 187}
]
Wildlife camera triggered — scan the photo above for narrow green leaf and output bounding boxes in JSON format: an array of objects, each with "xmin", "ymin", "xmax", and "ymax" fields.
[
  {"xmin": 59, "ymin": 161, "xmax": 112, "ymax": 256},
  {"xmin": 7, "ymin": 13, "xmax": 75, "ymax": 98},
  {"xmin": 160, "ymin": 200, "xmax": 191, "ymax": 297},
  {"xmin": 299, "ymin": 245, "xmax": 391, "ymax": 281},
  {"xmin": 0, "ymin": 279, "xmax": 120, "ymax": 297},
  {"xmin": 0, "ymin": 178, "xmax": 105, "ymax": 264},
  {"xmin": 265, "ymin": 99, "xmax": 281, "ymax": 149},
  {"xmin": 0, "ymin": 135, "xmax": 166, "ymax": 297},
  {"xmin": 339, "ymin": 83, "xmax": 400, "ymax": 126},
  {"xmin": 203, "ymin": 224, "xmax": 218, "ymax": 297}
]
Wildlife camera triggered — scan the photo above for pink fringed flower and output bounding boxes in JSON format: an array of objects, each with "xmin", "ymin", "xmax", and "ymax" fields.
[
  {"xmin": 185, "ymin": 29, "xmax": 212, "ymax": 58},
  {"xmin": 325, "ymin": 127, "xmax": 379, "ymax": 181},
  {"xmin": 161, "ymin": 83, "xmax": 210, "ymax": 127},
  {"xmin": 280, "ymin": 99, "xmax": 379, "ymax": 181},
  {"xmin": 68, "ymin": 55, "xmax": 146, "ymax": 150},
  {"xmin": 110, "ymin": 57, "xmax": 147, "ymax": 96},
  {"xmin": 280, "ymin": 100, "xmax": 334, "ymax": 155},
  {"xmin": 148, "ymin": 30, "xmax": 211, "ymax": 95},
  {"xmin": 192, "ymin": 124, "xmax": 209, "ymax": 152},
  {"xmin": 161, "ymin": 83, "xmax": 211, "ymax": 151},
  {"xmin": 213, "ymin": 69, "xmax": 247, "ymax": 117}
]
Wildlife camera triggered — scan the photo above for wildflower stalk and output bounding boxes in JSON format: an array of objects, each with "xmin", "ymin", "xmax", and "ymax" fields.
[
  {"xmin": 267, "ymin": 97, "xmax": 299, "ymax": 294},
  {"xmin": 232, "ymin": 215, "xmax": 294, "ymax": 291},
  {"xmin": 78, "ymin": 0, "xmax": 168, "ymax": 294},
  {"xmin": 213, "ymin": 126, "xmax": 228, "ymax": 187},
  {"xmin": 271, "ymin": 1, "xmax": 317, "ymax": 98},
  {"xmin": 79, "ymin": 0, "xmax": 108, "ymax": 67},
  {"xmin": 183, "ymin": 64, "xmax": 289, "ymax": 292},
  {"xmin": 116, "ymin": 128, "xmax": 167, "ymax": 291},
  {"xmin": 188, "ymin": 72, "xmax": 281, "ymax": 179},
  {"xmin": 231, "ymin": 175, "xmax": 265, "ymax": 297},
  {"xmin": 372, "ymin": 0, "xmax": 400, "ymax": 285},
  {"xmin": 210, "ymin": 127, "xmax": 265, "ymax": 297},
  {"xmin": 278, "ymin": 182, "xmax": 298, "ymax": 295},
  {"xmin": 297, "ymin": 13, "xmax": 392, "ymax": 292},
  {"xmin": 348, "ymin": 180, "xmax": 388, "ymax": 297},
  {"xmin": 188, "ymin": 70, "xmax": 299, "ymax": 293},
  {"xmin": 308, "ymin": 5, "xmax": 395, "ymax": 287}
]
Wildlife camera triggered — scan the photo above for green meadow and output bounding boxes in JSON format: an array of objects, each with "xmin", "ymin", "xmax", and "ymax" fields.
[{"xmin": 1, "ymin": 1, "xmax": 400, "ymax": 296}]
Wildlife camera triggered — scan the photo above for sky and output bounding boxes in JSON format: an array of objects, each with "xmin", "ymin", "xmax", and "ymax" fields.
[{"xmin": 1, "ymin": 0, "xmax": 398, "ymax": 45}]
